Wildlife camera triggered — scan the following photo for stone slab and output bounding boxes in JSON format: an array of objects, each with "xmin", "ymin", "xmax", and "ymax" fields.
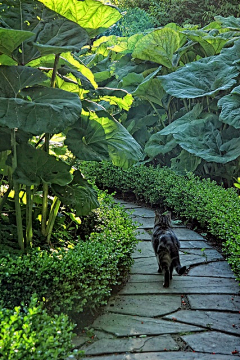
[
  {"xmin": 131, "ymin": 254, "xmax": 223, "ymax": 274},
  {"xmin": 82, "ymin": 351, "xmax": 239, "ymax": 360},
  {"xmin": 188, "ymin": 294, "xmax": 240, "ymax": 312},
  {"xmin": 182, "ymin": 331, "xmax": 240, "ymax": 356},
  {"xmin": 133, "ymin": 242, "xmax": 154, "ymax": 258},
  {"xmin": 126, "ymin": 207, "xmax": 155, "ymax": 218},
  {"xmin": 132, "ymin": 216, "xmax": 154, "ymax": 229},
  {"xmin": 189, "ymin": 261, "xmax": 235, "ymax": 278},
  {"xmin": 172, "ymin": 228, "xmax": 205, "ymax": 241},
  {"xmin": 106, "ymin": 294, "xmax": 181, "ymax": 317},
  {"xmin": 180, "ymin": 240, "xmax": 212, "ymax": 249},
  {"xmin": 114, "ymin": 199, "xmax": 141, "ymax": 208},
  {"xmin": 164, "ymin": 310, "xmax": 240, "ymax": 335},
  {"xmin": 120, "ymin": 276, "xmax": 240, "ymax": 295},
  {"xmin": 81, "ymin": 334, "xmax": 179, "ymax": 355},
  {"xmin": 135, "ymin": 229, "xmax": 152, "ymax": 241},
  {"xmin": 92, "ymin": 313, "xmax": 203, "ymax": 337},
  {"xmin": 180, "ymin": 249, "xmax": 223, "ymax": 262}
]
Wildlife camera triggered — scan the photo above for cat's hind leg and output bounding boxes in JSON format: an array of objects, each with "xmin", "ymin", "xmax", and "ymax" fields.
[
  {"xmin": 156, "ymin": 254, "xmax": 162, "ymax": 273},
  {"xmin": 163, "ymin": 268, "xmax": 170, "ymax": 288}
]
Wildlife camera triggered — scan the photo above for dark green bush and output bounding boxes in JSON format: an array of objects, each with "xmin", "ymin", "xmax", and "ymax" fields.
[
  {"xmin": 0, "ymin": 192, "xmax": 138, "ymax": 313},
  {"xmin": 0, "ymin": 295, "xmax": 75, "ymax": 360},
  {"xmin": 82, "ymin": 161, "xmax": 240, "ymax": 281}
]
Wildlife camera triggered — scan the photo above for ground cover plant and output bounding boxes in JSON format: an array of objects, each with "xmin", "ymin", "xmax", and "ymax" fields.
[
  {"xmin": 82, "ymin": 161, "xmax": 240, "ymax": 282},
  {"xmin": 79, "ymin": 15, "xmax": 240, "ymax": 186}
]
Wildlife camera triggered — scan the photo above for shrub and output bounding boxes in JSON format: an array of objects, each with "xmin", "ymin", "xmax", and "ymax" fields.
[
  {"xmin": 0, "ymin": 192, "xmax": 138, "ymax": 314},
  {"xmin": 0, "ymin": 295, "xmax": 75, "ymax": 360},
  {"xmin": 82, "ymin": 161, "xmax": 240, "ymax": 281}
]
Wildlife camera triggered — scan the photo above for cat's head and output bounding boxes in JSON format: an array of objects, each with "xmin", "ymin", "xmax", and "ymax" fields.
[{"xmin": 154, "ymin": 210, "xmax": 172, "ymax": 228}]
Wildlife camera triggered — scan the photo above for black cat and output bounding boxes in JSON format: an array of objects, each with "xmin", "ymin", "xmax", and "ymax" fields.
[{"xmin": 152, "ymin": 210, "xmax": 186, "ymax": 288}]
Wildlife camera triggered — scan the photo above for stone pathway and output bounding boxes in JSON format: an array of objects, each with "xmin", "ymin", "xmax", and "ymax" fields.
[{"xmin": 73, "ymin": 200, "xmax": 240, "ymax": 359}]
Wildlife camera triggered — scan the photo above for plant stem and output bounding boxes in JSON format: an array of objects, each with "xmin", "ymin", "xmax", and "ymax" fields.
[
  {"xmin": 148, "ymin": 99, "xmax": 165, "ymax": 128},
  {"xmin": 11, "ymin": 129, "xmax": 24, "ymax": 250},
  {"xmin": 46, "ymin": 197, "xmax": 61, "ymax": 244},
  {"xmin": 26, "ymin": 185, "xmax": 34, "ymax": 248}
]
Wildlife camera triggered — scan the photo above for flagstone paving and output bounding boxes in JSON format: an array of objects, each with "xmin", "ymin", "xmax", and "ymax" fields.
[{"xmin": 72, "ymin": 200, "xmax": 240, "ymax": 359}]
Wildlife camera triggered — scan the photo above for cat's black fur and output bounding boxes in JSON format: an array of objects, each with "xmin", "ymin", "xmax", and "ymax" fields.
[{"xmin": 152, "ymin": 210, "xmax": 186, "ymax": 288}]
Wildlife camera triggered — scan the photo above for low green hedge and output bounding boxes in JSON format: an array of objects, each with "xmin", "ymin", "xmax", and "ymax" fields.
[
  {"xmin": 0, "ymin": 192, "xmax": 138, "ymax": 313},
  {"xmin": 0, "ymin": 296, "xmax": 76, "ymax": 360},
  {"xmin": 82, "ymin": 161, "xmax": 240, "ymax": 281}
]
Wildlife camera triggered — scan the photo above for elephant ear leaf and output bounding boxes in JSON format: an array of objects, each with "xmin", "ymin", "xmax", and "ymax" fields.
[
  {"xmin": 65, "ymin": 115, "xmax": 143, "ymax": 169},
  {"xmin": 0, "ymin": 27, "xmax": 34, "ymax": 57},
  {"xmin": 38, "ymin": 0, "xmax": 122, "ymax": 38},
  {"xmin": 9, "ymin": 144, "xmax": 72, "ymax": 186},
  {"xmin": 158, "ymin": 57, "xmax": 238, "ymax": 98},
  {"xmin": 132, "ymin": 27, "xmax": 181, "ymax": 68},
  {"xmin": 51, "ymin": 170, "xmax": 99, "ymax": 216},
  {"xmin": 218, "ymin": 85, "xmax": 240, "ymax": 129}
]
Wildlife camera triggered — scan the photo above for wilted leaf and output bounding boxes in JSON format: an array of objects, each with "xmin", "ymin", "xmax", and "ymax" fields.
[
  {"xmin": 158, "ymin": 57, "xmax": 238, "ymax": 98},
  {"xmin": 10, "ymin": 144, "xmax": 72, "ymax": 186},
  {"xmin": 52, "ymin": 170, "xmax": 99, "ymax": 216}
]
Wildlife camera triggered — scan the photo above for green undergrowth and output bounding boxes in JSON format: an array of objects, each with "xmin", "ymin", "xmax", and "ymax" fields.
[
  {"xmin": 82, "ymin": 161, "xmax": 240, "ymax": 281},
  {"xmin": 0, "ymin": 295, "xmax": 77, "ymax": 360},
  {"xmin": 0, "ymin": 190, "xmax": 138, "ymax": 358}
]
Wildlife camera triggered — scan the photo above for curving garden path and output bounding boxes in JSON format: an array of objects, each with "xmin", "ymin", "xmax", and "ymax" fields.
[{"xmin": 72, "ymin": 199, "xmax": 240, "ymax": 359}]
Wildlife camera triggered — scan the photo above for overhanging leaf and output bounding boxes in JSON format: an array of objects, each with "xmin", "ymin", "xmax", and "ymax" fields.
[
  {"xmin": 38, "ymin": 0, "xmax": 122, "ymax": 38},
  {"xmin": 0, "ymin": 27, "xmax": 34, "ymax": 57},
  {"xmin": 10, "ymin": 144, "xmax": 72, "ymax": 186},
  {"xmin": 158, "ymin": 57, "xmax": 238, "ymax": 98},
  {"xmin": 218, "ymin": 85, "xmax": 240, "ymax": 129},
  {"xmin": 0, "ymin": 0, "xmax": 89, "ymax": 64},
  {"xmin": 0, "ymin": 86, "xmax": 82, "ymax": 134},
  {"xmin": 52, "ymin": 170, "xmax": 99, "ymax": 216},
  {"xmin": 132, "ymin": 28, "xmax": 181, "ymax": 68},
  {"xmin": 65, "ymin": 115, "xmax": 143, "ymax": 169}
]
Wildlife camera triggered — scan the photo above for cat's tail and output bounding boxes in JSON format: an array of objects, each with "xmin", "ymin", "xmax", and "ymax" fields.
[{"xmin": 175, "ymin": 265, "xmax": 186, "ymax": 275}]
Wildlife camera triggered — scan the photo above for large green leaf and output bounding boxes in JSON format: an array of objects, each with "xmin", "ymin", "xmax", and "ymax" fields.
[
  {"xmin": 182, "ymin": 30, "xmax": 227, "ymax": 56},
  {"xmin": 145, "ymin": 133, "xmax": 177, "ymax": 159},
  {"xmin": 132, "ymin": 28, "xmax": 181, "ymax": 68},
  {"xmin": 158, "ymin": 57, "xmax": 238, "ymax": 98},
  {"xmin": 65, "ymin": 115, "xmax": 143, "ymax": 169},
  {"xmin": 10, "ymin": 144, "xmax": 72, "ymax": 186},
  {"xmin": 52, "ymin": 170, "xmax": 99, "ymax": 216},
  {"xmin": 0, "ymin": 86, "xmax": 82, "ymax": 135},
  {"xmin": 0, "ymin": 27, "xmax": 34, "ymax": 57},
  {"xmin": 0, "ymin": 0, "xmax": 89, "ymax": 64},
  {"xmin": 218, "ymin": 86, "xmax": 240, "ymax": 129},
  {"xmin": 215, "ymin": 16, "xmax": 240, "ymax": 30},
  {"xmin": 218, "ymin": 39, "xmax": 240, "ymax": 66},
  {"xmin": 171, "ymin": 150, "xmax": 202, "ymax": 174},
  {"xmin": 0, "ymin": 66, "xmax": 48, "ymax": 97},
  {"xmin": 173, "ymin": 116, "xmax": 240, "ymax": 163},
  {"xmin": 160, "ymin": 104, "xmax": 203, "ymax": 135},
  {"xmin": 38, "ymin": 0, "xmax": 122, "ymax": 38}
]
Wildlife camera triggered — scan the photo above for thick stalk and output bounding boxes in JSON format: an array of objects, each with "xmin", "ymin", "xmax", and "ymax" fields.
[
  {"xmin": 45, "ymin": 197, "xmax": 61, "ymax": 244},
  {"xmin": 11, "ymin": 129, "xmax": 24, "ymax": 250},
  {"xmin": 41, "ymin": 53, "xmax": 60, "ymax": 238},
  {"xmin": 26, "ymin": 185, "xmax": 34, "ymax": 248},
  {"xmin": 148, "ymin": 99, "xmax": 165, "ymax": 128}
]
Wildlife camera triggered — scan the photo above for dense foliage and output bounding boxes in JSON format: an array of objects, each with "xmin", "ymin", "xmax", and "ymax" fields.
[
  {"xmin": 0, "ymin": 296, "xmax": 76, "ymax": 360},
  {"xmin": 112, "ymin": 0, "xmax": 240, "ymax": 27},
  {"xmin": 0, "ymin": 0, "xmax": 142, "ymax": 250},
  {"xmin": 0, "ymin": 192, "xmax": 138, "ymax": 313},
  {"xmin": 82, "ymin": 161, "xmax": 240, "ymax": 281},
  {"xmin": 80, "ymin": 16, "xmax": 240, "ymax": 186}
]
